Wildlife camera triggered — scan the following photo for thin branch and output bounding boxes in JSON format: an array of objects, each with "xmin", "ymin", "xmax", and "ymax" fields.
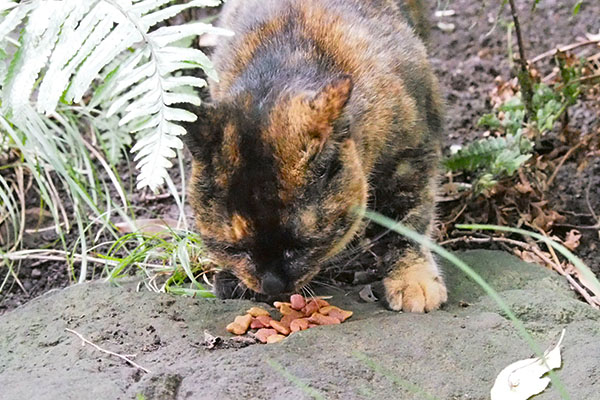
[
  {"xmin": 545, "ymin": 142, "xmax": 583, "ymax": 189},
  {"xmin": 0, "ymin": 248, "xmax": 181, "ymax": 271},
  {"xmin": 585, "ymin": 179, "xmax": 599, "ymax": 222},
  {"xmin": 65, "ymin": 328, "xmax": 151, "ymax": 374},
  {"xmin": 507, "ymin": 0, "xmax": 535, "ymax": 122},
  {"xmin": 530, "ymin": 39, "xmax": 600, "ymax": 64},
  {"xmin": 439, "ymin": 234, "xmax": 599, "ymax": 309}
]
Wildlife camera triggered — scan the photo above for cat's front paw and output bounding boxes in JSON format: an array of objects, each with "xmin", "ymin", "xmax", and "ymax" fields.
[{"xmin": 383, "ymin": 267, "xmax": 447, "ymax": 313}]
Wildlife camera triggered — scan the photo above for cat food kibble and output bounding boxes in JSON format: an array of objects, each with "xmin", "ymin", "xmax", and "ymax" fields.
[
  {"xmin": 250, "ymin": 315, "xmax": 272, "ymax": 329},
  {"xmin": 247, "ymin": 307, "xmax": 270, "ymax": 317},
  {"xmin": 319, "ymin": 305, "xmax": 354, "ymax": 322},
  {"xmin": 290, "ymin": 294, "xmax": 306, "ymax": 310},
  {"xmin": 255, "ymin": 328, "xmax": 278, "ymax": 343},
  {"xmin": 269, "ymin": 320, "xmax": 291, "ymax": 335},
  {"xmin": 266, "ymin": 334, "xmax": 286, "ymax": 344},
  {"xmin": 226, "ymin": 314, "xmax": 253, "ymax": 335},
  {"xmin": 290, "ymin": 318, "xmax": 309, "ymax": 332},
  {"xmin": 226, "ymin": 294, "xmax": 353, "ymax": 343}
]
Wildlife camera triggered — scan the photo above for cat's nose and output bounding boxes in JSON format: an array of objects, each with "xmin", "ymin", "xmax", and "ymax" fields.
[{"xmin": 261, "ymin": 271, "xmax": 287, "ymax": 295}]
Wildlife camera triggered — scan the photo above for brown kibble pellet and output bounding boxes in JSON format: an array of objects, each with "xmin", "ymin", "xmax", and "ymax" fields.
[
  {"xmin": 273, "ymin": 301, "xmax": 292, "ymax": 309},
  {"xmin": 235, "ymin": 314, "xmax": 253, "ymax": 329},
  {"xmin": 301, "ymin": 299, "xmax": 329, "ymax": 315},
  {"xmin": 290, "ymin": 318, "xmax": 309, "ymax": 332},
  {"xmin": 318, "ymin": 305, "xmax": 353, "ymax": 322},
  {"xmin": 290, "ymin": 294, "xmax": 306, "ymax": 310},
  {"xmin": 318, "ymin": 305, "xmax": 336, "ymax": 315},
  {"xmin": 301, "ymin": 300, "xmax": 320, "ymax": 316},
  {"xmin": 255, "ymin": 328, "xmax": 278, "ymax": 343},
  {"xmin": 328, "ymin": 308, "xmax": 353, "ymax": 322},
  {"xmin": 226, "ymin": 314, "xmax": 253, "ymax": 335},
  {"xmin": 308, "ymin": 313, "xmax": 340, "ymax": 326},
  {"xmin": 226, "ymin": 322, "xmax": 247, "ymax": 335},
  {"xmin": 250, "ymin": 315, "xmax": 272, "ymax": 329},
  {"xmin": 279, "ymin": 304, "xmax": 304, "ymax": 318},
  {"xmin": 247, "ymin": 307, "xmax": 270, "ymax": 317},
  {"xmin": 269, "ymin": 319, "xmax": 291, "ymax": 335},
  {"xmin": 266, "ymin": 334, "xmax": 286, "ymax": 344},
  {"xmin": 279, "ymin": 314, "xmax": 297, "ymax": 329}
]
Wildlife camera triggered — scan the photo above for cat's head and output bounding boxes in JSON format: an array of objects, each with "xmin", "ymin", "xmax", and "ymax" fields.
[{"xmin": 185, "ymin": 76, "xmax": 367, "ymax": 296}]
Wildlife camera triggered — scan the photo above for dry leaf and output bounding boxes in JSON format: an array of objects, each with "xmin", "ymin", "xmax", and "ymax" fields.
[
  {"xmin": 585, "ymin": 31, "xmax": 600, "ymax": 41},
  {"xmin": 491, "ymin": 330, "xmax": 565, "ymax": 400},
  {"xmin": 434, "ymin": 9, "xmax": 456, "ymax": 18},
  {"xmin": 359, "ymin": 285, "xmax": 378, "ymax": 303},
  {"xmin": 562, "ymin": 230, "xmax": 581, "ymax": 251},
  {"xmin": 114, "ymin": 218, "xmax": 179, "ymax": 234},
  {"xmin": 436, "ymin": 22, "xmax": 455, "ymax": 32}
]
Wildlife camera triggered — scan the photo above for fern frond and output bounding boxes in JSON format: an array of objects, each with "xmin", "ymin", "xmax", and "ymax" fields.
[
  {"xmin": 0, "ymin": 0, "xmax": 232, "ymax": 190},
  {"xmin": 445, "ymin": 137, "xmax": 511, "ymax": 172},
  {"xmin": 444, "ymin": 135, "xmax": 531, "ymax": 174}
]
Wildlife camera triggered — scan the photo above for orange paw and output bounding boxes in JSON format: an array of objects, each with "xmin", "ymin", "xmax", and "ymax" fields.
[{"xmin": 384, "ymin": 267, "xmax": 447, "ymax": 313}]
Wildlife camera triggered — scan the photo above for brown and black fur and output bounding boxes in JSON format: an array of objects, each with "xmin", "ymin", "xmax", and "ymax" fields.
[{"xmin": 185, "ymin": 0, "xmax": 447, "ymax": 312}]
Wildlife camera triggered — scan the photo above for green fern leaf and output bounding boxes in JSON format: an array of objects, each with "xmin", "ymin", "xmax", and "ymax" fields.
[
  {"xmin": 445, "ymin": 137, "xmax": 512, "ymax": 172},
  {"xmin": 1, "ymin": 0, "xmax": 232, "ymax": 190}
]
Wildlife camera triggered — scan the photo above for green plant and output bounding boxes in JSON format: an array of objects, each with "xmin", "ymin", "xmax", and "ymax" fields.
[
  {"xmin": 444, "ymin": 60, "xmax": 583, "ymax": 194},
  {"xmin": 0, "ymin": 0, "xmax": 229, "ymax": 290},
  {"xmin": 444, "ymin": 0, "xmax": 587, "ymax": 194},
  {"xmin": 444, "ymin": 134, "xmax": 533, "ymax": 192},
  {"xmin": 100, "ymin": 229, "xmax": 215, "ymax": 297}
]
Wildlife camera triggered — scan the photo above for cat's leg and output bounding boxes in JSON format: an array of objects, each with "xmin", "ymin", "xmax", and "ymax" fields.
[
  {"xmin": 383, "ymin": 240, "xmax": 447, "ymax": 313},
  {"xmin": 378, "ymin": 174, "xmax": 447, "ymax": 312}
]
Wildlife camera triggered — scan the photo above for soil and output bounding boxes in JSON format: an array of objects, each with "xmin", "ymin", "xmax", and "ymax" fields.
[
  {"xmin": 428, "ymin": 0, "xmax": 600, "ymax": 274},
  {"xmin": 1, "ymin": 1, "xmax": 599, "ymax": 313}
]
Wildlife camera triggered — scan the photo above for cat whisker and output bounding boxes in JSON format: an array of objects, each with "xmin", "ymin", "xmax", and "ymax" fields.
[
  {"xmin": 302, "ymin": 284, "xmax": 317, "ymax": 302},
  {"xmin": 310, "ymin": 279, "xmax": 338, "ymax": 290}
]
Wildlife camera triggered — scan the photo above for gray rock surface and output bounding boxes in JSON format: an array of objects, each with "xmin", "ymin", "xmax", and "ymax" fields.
[{"xmin": 1, "ymin": 250, "xmax": 599, "ymax": 400}]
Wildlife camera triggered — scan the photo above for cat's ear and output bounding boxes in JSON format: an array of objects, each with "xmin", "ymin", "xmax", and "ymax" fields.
[{"xmin": 306, "ymin": 75, "xmax": 353, "ymax": 142}]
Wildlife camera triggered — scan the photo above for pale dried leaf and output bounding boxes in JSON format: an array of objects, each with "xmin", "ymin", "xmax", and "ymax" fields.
[
  {"xmin": 562, "ymin": 230, "xmax": 581, "ymax": 251},
  {"xmin": 359, "ymin": 285, "xmax": 378, "ymax": 303},
  {"xmin": 436, "ymin": 22, "xmax": 455, "ymax": 32},
  {"xmin": 491, "ymin": 330, "xmax": 565, "ymax": 400},
  {"xmin": 115, "ymin": 218, "xmax": 179, "ymax": 234}
]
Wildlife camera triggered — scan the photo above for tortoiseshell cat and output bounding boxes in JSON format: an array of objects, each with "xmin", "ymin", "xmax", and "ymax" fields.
[{"xmin": 185, "ymin": 0, "xmax": 447, "ymax": 312}]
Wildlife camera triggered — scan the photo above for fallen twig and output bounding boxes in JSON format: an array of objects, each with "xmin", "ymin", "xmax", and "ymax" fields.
[
  {"xmin": 440, "ymin": 234, "xmax": 600, "ymax": 309},
  {"xmin": 585, "ymin": 179, "xmax": 599, "ymax": 224},
  {"xmin": 530, "ymin": 39, "xmax": 600, "ymax": 64},
  {"xmin": 65, "ymin": 328, "xmax": 152, "ymax": 374},
  {"xmin": 545, "ymin": 142, "xmax": 583, "ymax": 189}
]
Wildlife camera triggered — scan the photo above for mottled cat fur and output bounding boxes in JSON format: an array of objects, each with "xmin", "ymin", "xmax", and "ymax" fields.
[{"xmin": 185, "ymin": 0, "xmax": 447, "ymax": 312}]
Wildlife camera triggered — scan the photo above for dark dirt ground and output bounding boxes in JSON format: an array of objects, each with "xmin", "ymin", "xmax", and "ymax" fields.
[
  {"xmin": 428, "ymin": 0, "xmax": 600, "ymax": 273},
  {"xmin": 1, "ymin": 0, "xmax": 599, "ymax": 314}
]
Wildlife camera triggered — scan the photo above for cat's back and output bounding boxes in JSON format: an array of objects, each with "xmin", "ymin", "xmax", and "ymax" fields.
[
  {"xmin": 211, "ymin": 0, "xmax": 429, "ymax": 97},
  {"xmin": 210, "ymin": 0, "xmax": 442, "ymax": 174}
]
